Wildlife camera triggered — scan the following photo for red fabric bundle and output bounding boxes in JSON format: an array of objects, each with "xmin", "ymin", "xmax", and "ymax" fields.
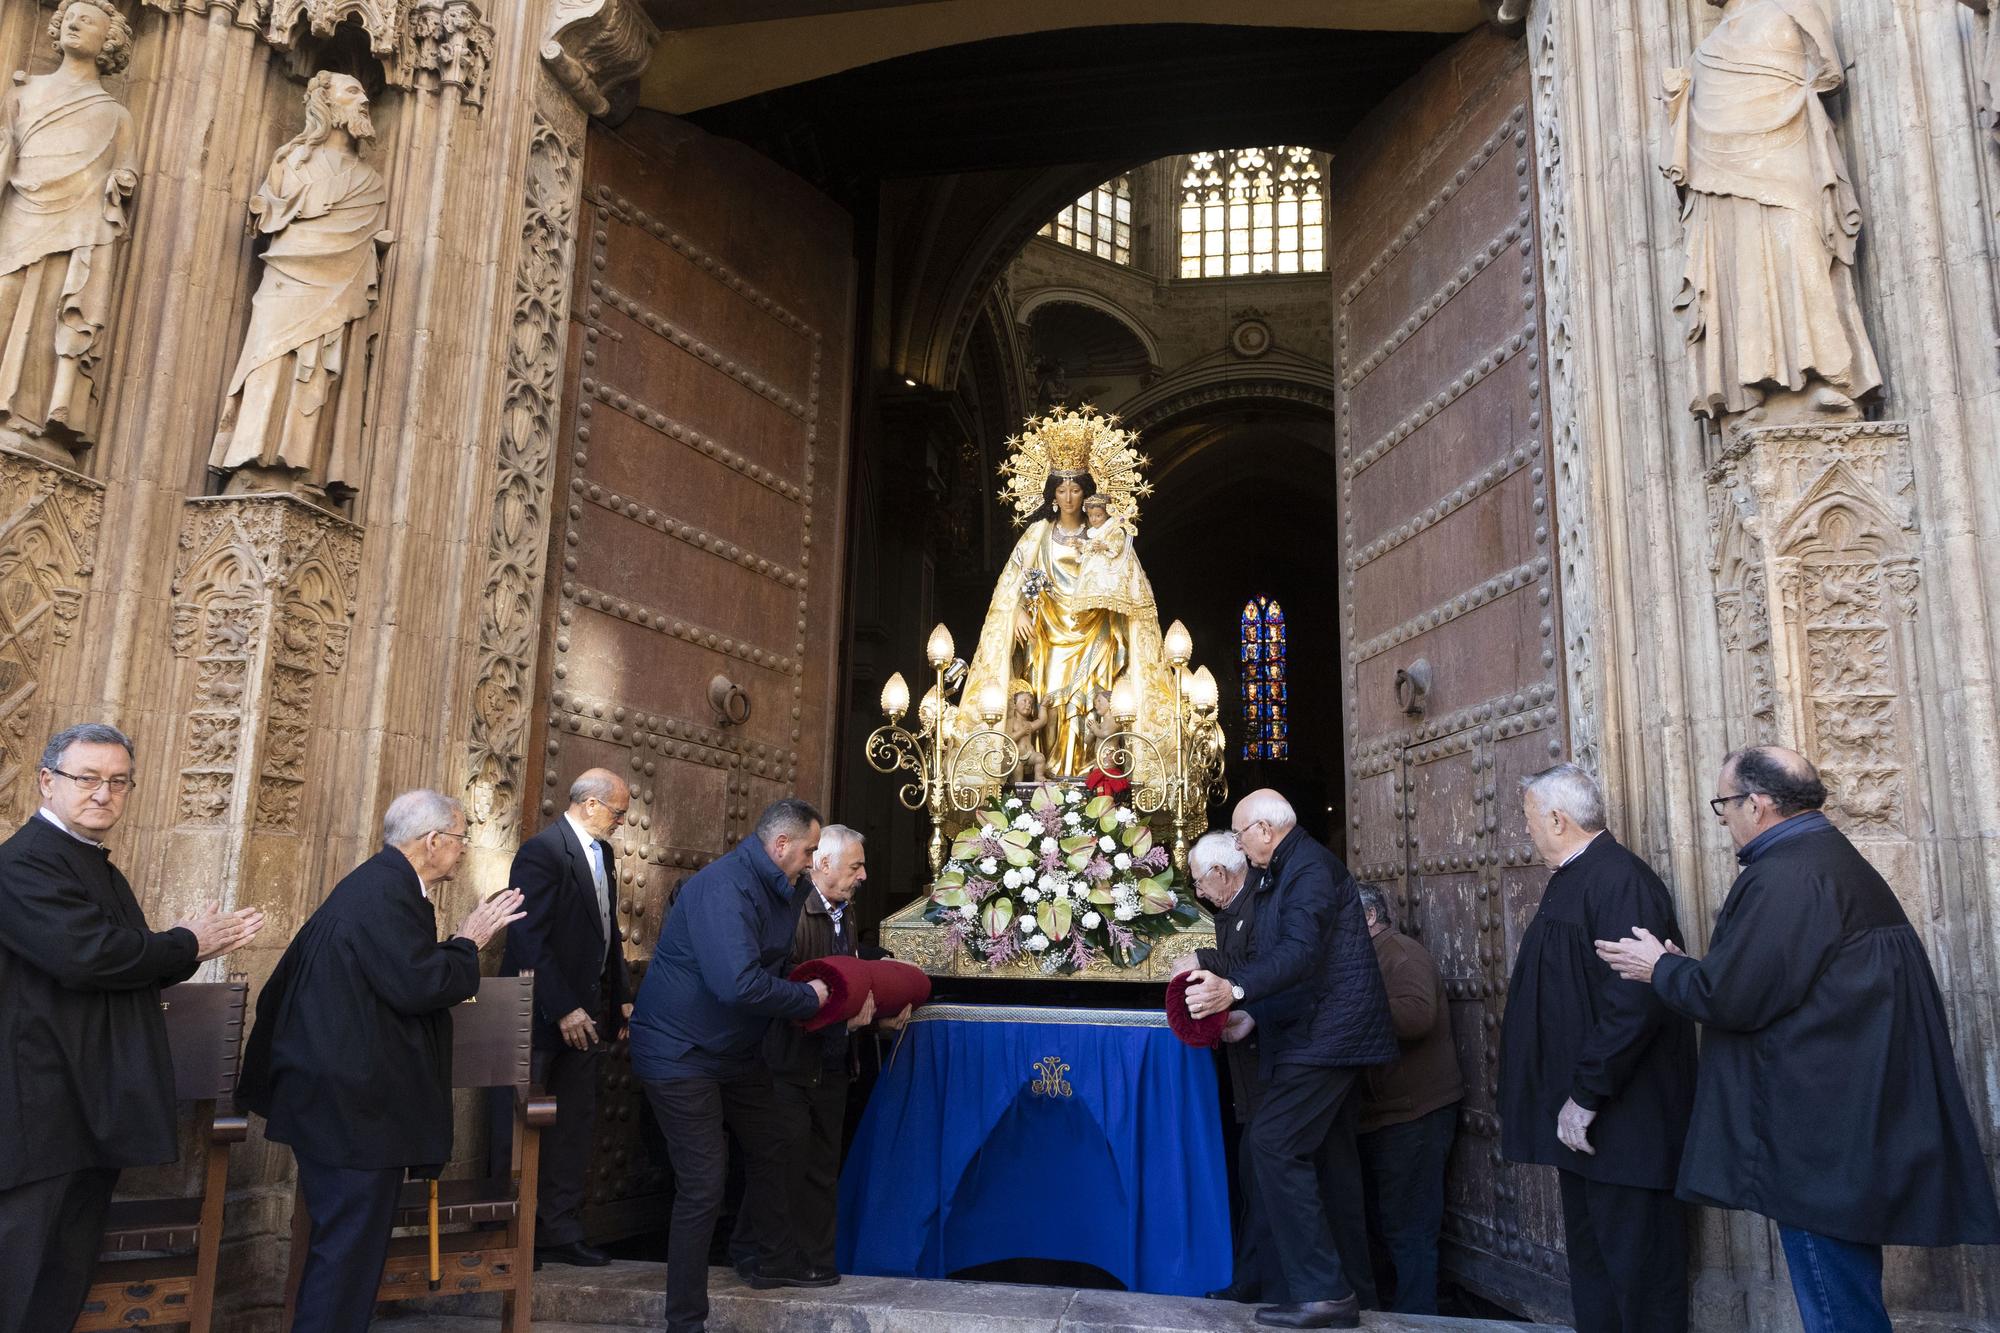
[
  {"xmin": 1166, "ymin": 971, "xmax": 1227, "ymax": 1048},
  {"xmin": 1084, "ymin": 767, "xmax": 1131, "ymax": 797},
  {"xmin": 789, "ymin": 956, "xmax": 933, "ymax": 1032}
]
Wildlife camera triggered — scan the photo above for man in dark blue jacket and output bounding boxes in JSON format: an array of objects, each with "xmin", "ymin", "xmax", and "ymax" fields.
[
  {"xmin": 495, "ymin": 767, "xmax": 633, "ymax": 1269},
  {"xmin": 629, "ymin": 798, "xmax": 832, "ymax": 1333},
  {"xmin": 1186, "ymin": 790, "xmax": 1395, "ymax": 1331}
]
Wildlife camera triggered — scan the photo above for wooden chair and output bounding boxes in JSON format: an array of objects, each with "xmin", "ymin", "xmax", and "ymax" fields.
[
  {"xmin": 282, "ymin": 974, "xmax": 554, "ymax": 1333},
  {"xmin": 72, "ymin": 979, "xmax": 250, "ymax": 1333}
]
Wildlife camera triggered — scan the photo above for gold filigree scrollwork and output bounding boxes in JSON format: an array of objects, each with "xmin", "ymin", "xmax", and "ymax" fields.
[{"xmin": 1030, "ymin": 1056, "xmax": 1073, "ymax": 1098}]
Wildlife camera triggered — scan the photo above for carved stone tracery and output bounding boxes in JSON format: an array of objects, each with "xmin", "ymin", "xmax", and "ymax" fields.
[{"xmin": 541, "ymin": 0, "xmax": 661, "ymax": 122}]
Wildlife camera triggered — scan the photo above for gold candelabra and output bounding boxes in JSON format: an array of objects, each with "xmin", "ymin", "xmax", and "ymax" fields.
[
  {"xmin": 864, "ymin": 622, "xmax": 1022, "ymax": 876},
  {"xmin": 1090, "ymin": 619, "xmax": 1226, "ymax": 873}
]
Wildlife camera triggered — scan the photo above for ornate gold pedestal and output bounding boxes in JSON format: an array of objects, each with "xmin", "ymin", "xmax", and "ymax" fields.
[{"xmin": 879, "ymin": 894, "xmax": 1215, "ymax": 981}]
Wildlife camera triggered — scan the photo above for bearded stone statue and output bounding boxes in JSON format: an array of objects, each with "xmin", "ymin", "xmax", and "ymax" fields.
[
  {"xmin": 0, "ymin": 0, "xmax": 137, "ymax": 464},
  {"xmin": 210, "ymin": 72, "xmax": 393, "ymax": 502}
]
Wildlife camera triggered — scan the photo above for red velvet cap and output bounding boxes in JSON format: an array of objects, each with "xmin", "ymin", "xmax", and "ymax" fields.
[{"xmin": 1166, "ymin": 971, "xmax": 1227, "ymax": 1048}]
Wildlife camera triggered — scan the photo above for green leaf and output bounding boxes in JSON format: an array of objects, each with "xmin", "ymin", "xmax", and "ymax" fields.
[
  {"xmin": 1128, "ymin": 827, "xmax": 1154, "ymax": 858},
  {"xmin": 978, "ymin": 808, "xmax": 1008, "ymax": 830},
  {"xmin": 933, "ymin": 887, "xmax": 971, "ymax": 909},
  {"xmin": 1066, "ymin": 851, "xmax": 1092, "ymax": 873},
  {"xmin": 1031, "ymin": 784, "xmax": 1058, "ymax": 811},
  {"xmin": 1083, "ymin": 794, "xmax": 1112, "ymax": 820},
  {"xmin": 1005, "ymin": 845, "xmax": 1036, "ymax": 867},
  {"xmin": 1117, "ymin": 936, "xmax": 1153, "ymax": 968},
  {"xmin": 1060, "ymin": 833, "xmax": 1097, "ymax": 854},
  {"xmin": 935, "ymin": 868, "xmax": 966, "ymax": 888},
  {"xmin": 1001, "ymin": 828, "xmax": 1032, "ymax": 847},
  {"xmin": 951, "ymin": 834, "xmax": 985, "ymax": 860},
  {"xmin": 983, "ymin": 897, "xmax": 1015, "ymax": 938},
  {"xmin": 1088, "ymin": 886, "xmax": 1118, "ymax": 905}
]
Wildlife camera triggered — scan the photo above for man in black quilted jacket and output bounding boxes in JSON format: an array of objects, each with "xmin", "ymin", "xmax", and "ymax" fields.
[{"xmin": 1186, "ymin": 789, "xmax": 1396, "ymax": 1330}]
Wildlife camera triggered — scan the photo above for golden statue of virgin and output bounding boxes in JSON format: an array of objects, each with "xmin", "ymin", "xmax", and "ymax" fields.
[{"xmin": 955, "ymin": 407, "xmax": 1177, "ymax": 776}]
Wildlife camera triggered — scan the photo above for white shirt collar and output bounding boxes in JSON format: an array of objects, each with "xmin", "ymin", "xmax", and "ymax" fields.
[
  {"xmin": 1557, "ymin": 829, "xmax": 1606, "ymax": 869},
  {"xmin": 39, "ymin": 806, "xmax": 102, "ymax": 847},
  {"xmin": 563, "ymin": 810, "xmax": 600, "ymax": 857}
]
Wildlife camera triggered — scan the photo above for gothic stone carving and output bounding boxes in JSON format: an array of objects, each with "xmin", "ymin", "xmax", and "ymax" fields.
[
  {"xmin": 541, "ymin": 0, "xmax": 660, "ymax": 122},
  {"xmin": 0, "ymin": 451, "xmax": 101, "ymax": 824},
  {"xmin": 0, "ymin": 0, "xmax": 137, "ymax": 465},
  {"xmin": 1664, "ymin": 0, "xmax": 1882, "ymax": 425},
  {"xmin": 209, "ymin": 73, "xmax": 392, "ymax": 505},
  {"xmin": 463, "ymin": 113, "xmax": 580, "ymax": 839},
  {"xmin": 1706, "ymin": 422, "xmax": 1920, "ymax": 836},
  {"xmin": 171, "ymin": 494, "xmax": 359, "ymax": 832}
]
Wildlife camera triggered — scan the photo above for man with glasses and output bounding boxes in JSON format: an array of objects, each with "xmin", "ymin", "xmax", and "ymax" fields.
[
  {"xmin": 1599, "ymin": 746, "xmax": 2000, "ymax": 1333},
  {"xmin": 1184, "ymin": 790, "xmax": 1394, "ymax": 1330},
  {"xmin": 497, "ymin": 769, "xmax": 635, "ymax": 1268},
  {"xmin": 0, "ymin": 723, "xmax": 263, "ymax": 1333},
  {"xmin": 240, "ymin": 790, "xmax": 524, "ymax": 1333}
]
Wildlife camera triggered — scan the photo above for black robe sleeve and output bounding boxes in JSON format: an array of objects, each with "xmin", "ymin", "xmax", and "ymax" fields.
[
  {"xmin": 1653, "ymin": 868, "xmax": 1843, "ymax": 1032},
  {"xmin": 1570, "ymin": 859, "xmax": 1682, "ymax": 1111},
  {"xmin": 346, "ymin": 907, "xmax": 479, "ymax": 1016},
  {"xmin": 0, "ymin": 839, "xmax": 197, "ymax": 990}
]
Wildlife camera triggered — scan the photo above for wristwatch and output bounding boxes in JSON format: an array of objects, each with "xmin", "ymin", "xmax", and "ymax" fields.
[{"xmin": 1230, "ymin": 983, "xmax": 1245, "ymax": 1002}]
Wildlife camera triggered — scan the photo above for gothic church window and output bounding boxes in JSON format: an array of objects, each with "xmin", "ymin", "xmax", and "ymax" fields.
[
  {"xmin": 1039, "ymin": 176, "xmax": 1133, "ymax": 266},
  {"xmin": 1240, "ymin": 595, "xmax": 1289, "ymax": 760},
  {"xmin": 1180, "ymin": 147, "xmax": 1324, "ymax": 279}
]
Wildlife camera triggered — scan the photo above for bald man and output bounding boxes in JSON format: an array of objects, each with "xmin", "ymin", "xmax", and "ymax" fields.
[
  {"xmin": 498, "ymin": 768, "xmax": 634, "ymax": 1267},
  {"xmin": 1600, "ymin": 747, "xmax": 1999, "ymax": 1333}
]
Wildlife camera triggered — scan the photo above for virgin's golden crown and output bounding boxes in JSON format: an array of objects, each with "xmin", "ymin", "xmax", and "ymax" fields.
[{"xmin": 998, "ymin": 406, "xmax": 1152, "ymax": 526}]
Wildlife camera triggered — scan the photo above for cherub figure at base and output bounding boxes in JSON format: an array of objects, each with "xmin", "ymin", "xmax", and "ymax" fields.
[
  {"xmin": 1006, "ymin": 689, "xmax": 1051, "ymax": 784},
  {"xmin": 1084, "ymin": 687, "xmax": 1118, "ymax": 757}
]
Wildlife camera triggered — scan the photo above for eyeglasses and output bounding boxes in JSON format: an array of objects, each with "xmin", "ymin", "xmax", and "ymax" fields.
[
  {"xmin": 48, "ymin": 768, "xmax": 134, "ymax": 795},
  {"xmin": 1708, "ymin": 793, "xmax": 1754, "ymax": 817},
  {"xmin": 433, "ymin": 829, "xmax": 471, "ymax": 843},
  {"xmin": 1230, "ymin": 820, "xmax": 1267, "ymax": 847},
  {"xmin": 590, "ymin": 798, "xmax": 630, "ymax": 826}
]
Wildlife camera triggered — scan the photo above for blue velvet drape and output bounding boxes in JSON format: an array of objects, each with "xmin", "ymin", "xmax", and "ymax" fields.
[{"xmin": 837, "ymin": 1005, "xmax": 1231, "ymax": 1295}]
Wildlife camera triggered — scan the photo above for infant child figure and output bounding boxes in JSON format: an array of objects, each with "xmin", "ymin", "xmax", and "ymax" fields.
[{"xmin": 1006, "ymin": 689, "xmax": 1052, "ymax": 784}]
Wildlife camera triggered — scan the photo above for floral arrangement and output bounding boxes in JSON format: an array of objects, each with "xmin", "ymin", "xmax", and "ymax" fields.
[{"xmin": 924, "ymin": 779, "xmax": 1196, "ymax": 974}]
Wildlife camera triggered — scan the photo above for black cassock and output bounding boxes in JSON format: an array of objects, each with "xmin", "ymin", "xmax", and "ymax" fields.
[
  {"xmin": 1653, "ymin": 813, "xmax": 2000, "ymax": 1247},
  {"xmin": 240, "ymin": 846, "xmax": 479, "ymax": 1172},
  {"xmin": 1499, "ymin": 831, "xmax": 1697, "ymax": 1190},
  {"xmin": 0, "ymin": 814, "xmax": 199, "ymax": 1189}
]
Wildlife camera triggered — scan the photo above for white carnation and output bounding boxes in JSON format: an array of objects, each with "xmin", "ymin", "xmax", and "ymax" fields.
[
  {"xmin": 1013, "ymin": 813, "xmax": 1038, "ymax": 832},
  {"xmin": 1113, "ymin": 853, "xmax": 1132, "ymax": 871},
  {"xmin": 1023, "ymin": 887, "xmax": 1043, "ymax": 903},
  {"xmin": 1064, "ymin": 787, "xmax": 1083, "ymax": 804},
  {"xmin": 1038, "ymin": 872, "xmax": 1059, "ymax": 891},
  {"xmin": 1005, "ymin": 798, "xmax": 1023, "ymax": 810},
  {"xmin": 1026, "ymin": 934, "xmax": 1050, "ymax": 952},
  {"xmin": 1051, "ymin": 882, "xmax": 1069, "ymax": 900},
  {"xmin": 1019, "ymin": 916, "xmax": 1037, "ymax": 933},
  {"xmin": 1063, "ymin": 810, "xmax": 1081, "ymax": 826},
  {"xmin": 1098, "ymin": 835, "xmax": 1117, "ymax": 852},
  {"xmin": 1082, "ymin": 911, "xmax": 1103, "ymax": 929},
  {"xmin": 1114, "ymin": 905, "xmax": 1136, "ymax": 921},
  {"xmin": 979, "ymin": 857, "xmax": 999, "ymax": 875},
  {"xmin": 1115, "ymin": 807, "xmax": 1137, "ymax": 825},
  {"xmin": 1040, "ymin": 836, "xmax": 1058, "ymax": 854}
]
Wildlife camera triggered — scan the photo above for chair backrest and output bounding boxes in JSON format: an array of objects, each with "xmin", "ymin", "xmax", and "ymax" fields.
[
  {"xmin": 159, "ymin": 981, "xmax": 249, "ymax": 1104},
  {"xmin": 452, "ymin": 974, "xmax": 533, "ymax": 1091}
]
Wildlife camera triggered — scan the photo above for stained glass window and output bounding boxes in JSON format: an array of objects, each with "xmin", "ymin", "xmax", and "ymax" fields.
[
  {"xmin": 1179, "ymin": 147, "xmax": 1325, "ymax": 279},
  {"xmin": 1240, "ymin": 596, "xmax": 1289, "ymax": 760},
  {"xmin": 1038, "ymin": 176, "xmax": 1133, "ymax": 266}
]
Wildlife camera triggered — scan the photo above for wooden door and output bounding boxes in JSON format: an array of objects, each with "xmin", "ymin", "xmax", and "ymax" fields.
[
  {"xmin": 528, "ymin": 113, "xmax": 855, "ymax": 1238},
  {"xmin": 1330, "ymin": 33, "xmax": 1571, "ymax": 1321}
]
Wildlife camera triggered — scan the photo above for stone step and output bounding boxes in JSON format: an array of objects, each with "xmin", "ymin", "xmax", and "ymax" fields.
[{"xmin": 368, "ymin": 1262, "xmax": 1551, "ymax": 1333}]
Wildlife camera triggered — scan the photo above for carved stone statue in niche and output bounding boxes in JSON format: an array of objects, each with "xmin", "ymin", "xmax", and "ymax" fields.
[
  {"xmin": 1663, "ymin": 0, "xmax": 1882, "ymax": 425},
  {"xmin": 0, "ymin": 0, "xmax": 136, "ymax": 466},
  {"xmin": 210, "ymin": 72, "xmax": 392, "ymax": 504}
]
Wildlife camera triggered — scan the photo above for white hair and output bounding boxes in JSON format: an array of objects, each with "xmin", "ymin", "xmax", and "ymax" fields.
[
  {"xmin": 814, "ymin": 824, "xmax": 864, "ymax": 866},
  {"xmin": 1520, "ymin": 763, "xmax": 1607, "ymax": 833},
  {"xmin": 1188, "ymin": 831, "xmax": 1246, "ymax": 880},
  {"xmin": 1234, "ymin": 789, "xmax": 1297, "ymax": 831},
  {"xmin": 382, "ymin": 789, "xmax": 464, "ymax": 846}
]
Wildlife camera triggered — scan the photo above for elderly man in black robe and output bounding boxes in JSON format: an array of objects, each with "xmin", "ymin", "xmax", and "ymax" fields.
[
  {"xmin": 239, "ymin": 790, "xmax": 523, "ymax": 1333},
  {"xmin": 1183, "ymin": 790, "xmax": 1396, "ymax": 1330},
  {"xmin": 0, "ymin": 723, "xmax": 262, "ymax": 1333},
  {"xmin": 1600, "ymin": 746, "xmax": 2000, "ymax": 1333},
  {"xmin": 1499, "ymin": 763, "xmax": 1697, "ymax": 1333}
]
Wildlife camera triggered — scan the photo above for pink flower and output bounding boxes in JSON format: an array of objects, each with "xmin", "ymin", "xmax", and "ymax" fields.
[{"xmin": 1084, "ymin": 856, "xmax": 1113, "ymax": 881}]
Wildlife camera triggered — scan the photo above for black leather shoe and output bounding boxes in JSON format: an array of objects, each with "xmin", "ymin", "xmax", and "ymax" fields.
[
  {"xmin": 742, "ymin": 1260, "xmax": 841, "ymax": 1289},
  {"xmin": 1205, "ymin": 1282, "xmax": 1257, "ymax": 1302},
  {"xmin": 1254, "ymin": 1298, "xmax": 1360, "ymax": 1329},
  {"xmin": 535, "ymin": 1240, "xmax": 611, "ymax": 1268}
]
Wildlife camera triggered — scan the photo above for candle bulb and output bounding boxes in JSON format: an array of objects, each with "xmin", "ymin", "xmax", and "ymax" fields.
[
  {"xmin": 1111, "ymin": 676, "xmax": 1138, "ymax": 722},
  {"xmin": 1188, "ymin": 665, "xmax": 1219, "ymax": 714},
  {"xmin": 977, "ymin": 681, "xmax": 1006, "ymax": 723},
  {"xmin": 880, "ymin": 671, "xmax": 910, "ymax": 720},
  {"xmin": 925, "ymin": 622, "xmax": 955, "ymax": 668},
  {"xmin": 1163, "ymin": 619, "xmax": 1193, "ymax": 667}
]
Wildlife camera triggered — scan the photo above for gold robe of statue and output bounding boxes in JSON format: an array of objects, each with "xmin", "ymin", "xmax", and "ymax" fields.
[{"xmin": 960, "ymin": 517, "xmax": 1175, "ymax": 779}]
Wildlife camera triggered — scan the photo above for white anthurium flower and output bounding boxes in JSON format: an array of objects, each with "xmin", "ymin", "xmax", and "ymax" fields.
[
  {"xmin": 1098, "ymin": 835, "xmax": 1117, "ymax": 852},
  {"xmin": 979, "ymin": 857, "xmax": 999, "ymax": 875},
  {"xmin": 1023, "ymin": 887, "xmax": 1043, "ymax": 903},
  {"xmin": 1019, "ymin": 916, "xmax": 1038, "ymax": 933},
  {"xmin": 1113, "ymin": 853, "xmax": 1133, "ymax": 871},
  {"xmin": 1041, "ymin": 836, "xmax": 1058, "ymax": 854},
  {"xmin": 1082, "ymin": 910, "xmax": 1103, "ymax": 929},
  {"xmin": 1026, "ymin": 934, "xmax": 1049, "ymax": 951}
]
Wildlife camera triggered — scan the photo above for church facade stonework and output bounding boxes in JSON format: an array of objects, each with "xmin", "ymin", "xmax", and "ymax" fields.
[{"xmin": 0, "ymin": 0, "xmax": 1993, "ymax": 1327}]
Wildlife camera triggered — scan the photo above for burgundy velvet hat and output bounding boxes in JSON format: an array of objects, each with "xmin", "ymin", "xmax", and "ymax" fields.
[{"xmin": 1166, "ymin": 971, "xmax": 1228, "ymax": 1048}]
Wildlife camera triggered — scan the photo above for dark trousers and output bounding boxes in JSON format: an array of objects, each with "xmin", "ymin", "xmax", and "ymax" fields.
[
  {"xmin": 1357, "ymin": 1102, "xmax": 1457, "ymax": 1314},
  {"xmin": 644, "ymin": 1069, "xmax": 792, "ymax": 1333},
  {"xmin": 292, "ymin": 1153, "xmax": 403, "ymax": 1333},
  {"xmin": 1777, "ymin": 1227, "xmax": 1890, "ymax": 1333},
  {"xmin": 1556, "ymin": 1169, "xmax": 1688, "ymax": 1333},
  {"xmin": 0, "ymin": 1166, "xmax": 117, "ymax": 1333},
  {"xmin": 1247, "ymin": 1064, "xmax": 1370, "ymax": 1306},
  {"xmin": 490, "ymin": 1043, "xmax": 604, "ymax": 1246},
  {"xmin": 1229, "ymin": 1129, "xmax": 1283, "ymax": 1299},
  {"xmin": 769, "ymin": 1070, "xmax": 850, "ymax": 1270}
]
